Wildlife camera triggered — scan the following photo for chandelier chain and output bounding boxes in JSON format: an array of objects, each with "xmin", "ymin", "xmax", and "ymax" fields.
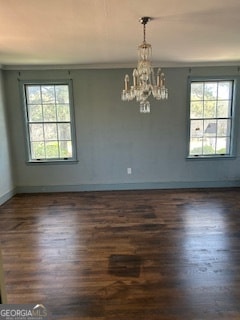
[{"xmin": 143, "ymin": 23, "xmax": 146, "ymax": 43}]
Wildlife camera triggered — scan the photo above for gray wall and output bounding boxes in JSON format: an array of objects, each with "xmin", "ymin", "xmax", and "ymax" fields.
[
  {"xmin": 3, "ymin": 66, "xmax": 240, "ymax": 192},
  {"xmin": 0, "ymin": 70, "xmax": 14, "ymax": 203}
]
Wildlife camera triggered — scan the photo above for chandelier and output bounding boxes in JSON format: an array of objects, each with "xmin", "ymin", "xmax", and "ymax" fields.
[{"xmin": 121, "ymin": 17, "xmax": 168, "ymax": 113}]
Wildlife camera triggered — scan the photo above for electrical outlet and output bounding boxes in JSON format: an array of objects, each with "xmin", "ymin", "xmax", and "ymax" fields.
[{"xmin": 127, "ymin": 168, "xmax": 132, "ymax": 175}]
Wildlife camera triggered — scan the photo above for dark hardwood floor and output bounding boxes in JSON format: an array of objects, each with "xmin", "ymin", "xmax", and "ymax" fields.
[{"xmin": 0, "ymin": 188, "xmax": 240, "ymax": 319}]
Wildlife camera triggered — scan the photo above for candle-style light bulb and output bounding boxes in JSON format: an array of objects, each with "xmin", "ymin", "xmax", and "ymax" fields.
[
  {"xmin": 157, "ymin": 68, "xmax": 161, "ymax": 87},
  {"xmin": 160, "ymin": 73, "xmax": 165, "ymax": 87},
  {"xmin": 133, "ymin": 69, "xmax": 138, "ymax": 87},
  {"xmin": 124, "ymin": 74, "xmax": 129, "ymax": 91}
]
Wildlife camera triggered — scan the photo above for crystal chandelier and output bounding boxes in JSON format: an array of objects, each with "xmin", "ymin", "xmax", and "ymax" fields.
[{"xmin": 121, "ymin": 17, "xmax": 168, "ymax": 113}]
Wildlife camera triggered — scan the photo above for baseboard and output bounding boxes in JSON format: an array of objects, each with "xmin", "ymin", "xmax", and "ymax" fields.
[
  {"xmin": 15, "ymin": 180, "xmax": 240, "ymax": 194},
  {"xmin": 0, "ymin": 188, "xmax": 16, "ymax": 206}
]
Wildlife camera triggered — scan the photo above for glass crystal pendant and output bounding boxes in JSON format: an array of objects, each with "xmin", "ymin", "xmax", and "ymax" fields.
[
  {"xmin": 121, "ymin": 17, "xmax": 168, "ymax": 114},
  {"xmin": 140, "ymin": 100, "xmax": 150, "ymax": 113}
]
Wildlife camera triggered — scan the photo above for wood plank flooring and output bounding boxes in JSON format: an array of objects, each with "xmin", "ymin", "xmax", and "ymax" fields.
[{"xmin": 0, "ymin": 188, "xmax": 240, "ymax": 319}]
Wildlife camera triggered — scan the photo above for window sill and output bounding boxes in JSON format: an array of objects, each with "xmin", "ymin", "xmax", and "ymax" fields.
[
  {"xmin": 187, "ymin": 155, "xmax": 236, "ymax": 160},
  {"xmin": 26, "ymin": 159, "xmax": 78, "ymax": 165}
]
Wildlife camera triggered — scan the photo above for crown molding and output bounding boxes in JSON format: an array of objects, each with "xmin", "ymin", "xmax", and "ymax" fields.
[{"xmin": 2, "ymin": 61, "xmax": 240, "ymax": 71}]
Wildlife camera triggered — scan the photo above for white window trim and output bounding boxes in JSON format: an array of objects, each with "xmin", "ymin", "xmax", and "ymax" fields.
[
  {"xmin": 20, "ymin": 79, "xmax": 78, "ymax": 164},
  {"xmin": 187, "ymin": 76, "xmax": 238, "ymax": 160}
]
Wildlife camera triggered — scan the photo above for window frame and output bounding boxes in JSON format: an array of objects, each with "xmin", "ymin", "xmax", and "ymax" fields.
[
  {"xmin": 187, "ymin": 76, "xmax": 237, "ymax": 159},
  {"xmin": 20, "ymin": 79, "xmax": 78, "ymax": 164}
]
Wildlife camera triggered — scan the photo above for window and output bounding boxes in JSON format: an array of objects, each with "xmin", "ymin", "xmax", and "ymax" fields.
[
  {"xmin": 21, "ymin": 81, "xmax": 77, "ymax": 163},
  {"xmin": 188, "ymin": 79, "xmax": 235, "ymax": 157}
]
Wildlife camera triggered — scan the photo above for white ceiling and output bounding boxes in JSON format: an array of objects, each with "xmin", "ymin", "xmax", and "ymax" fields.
[{"xmin": 1, "ymin": 0, "xmax": 240, "ymax": 68}]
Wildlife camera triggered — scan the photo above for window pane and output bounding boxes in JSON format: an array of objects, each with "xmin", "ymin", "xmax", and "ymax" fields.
[
  {"xmin": 58, "ymin": 123, "xmax": 71, "ymax": 140},
  {"xmin": 204, "ymin": 101, "xmax": 216, "ymax": 118},
  {"xmin": 203, "ymin": 139, "xmax": 216, "ymax": 154},
  {"xmin": 26, "ymin": 86, "xmax": 41, "ymax": 104},
  {"xmin": 204, "ymin": 120, "xmax": 217, "ymax": 136},
  {"xmin": 191, "ymin": 83, "xmax": 203, "ymax": 100},
  {"xmin": 216, "ymin": 138, "xmax": 229, "ymax": 154},
  {"xmin": 55, "ymin": 85, "xmax": 69, "ymax": 104},
  {"xmin": 44, "ymin": 123, "xmax": 58, "ymax": 140},
  {"xmin": 190, "ymin": 120, "xmax": 203, "ymax": 138},
  {"xmin": 30, "ymin": 124, "xmax": 44, "ymax": 141},
  {"xmin": 31, "ymin": 142, "xmax": 45, "ymax": 159},
  {"xmin": 218, "ymin": 82, "xmax": 232, "ymax": 100},
  {"xmin": 57, "ymin": 105, "xmax": 70, "ymax": 121},
  {"xmin": 59, "ymin": 141, "xmax": 72, "ymax": 158},
  {"xmin": 190, "ymin": 101, "xmax": 203, "ymax": 119},
  {"xmin": 28, "ymin": 105, "xmax": 43, "ymax": 122},
  {"xmin": 204, "ymin": 82, "xmax": 217, "ymax": 100},
  {"xmin": 41, "ymin": 86, "xmax": 55, "ymax": 103},
  {"xmin": 217, "ymin": 119, "xmax": 231, "ymax": 136},
  {"xmin": 43, "ymin": 105, "xmax": 57, "ymax": 122},
  {"xmin": 189, "ymin": 138, "xmax": 203, "ymax": 155},
  {"xmin": 217, "ymin": 101, "xmax": 231, "ymax": 118},
  {"xmin": 45, "ymin": 141, "xmax": 59, "ymax": 158}
]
